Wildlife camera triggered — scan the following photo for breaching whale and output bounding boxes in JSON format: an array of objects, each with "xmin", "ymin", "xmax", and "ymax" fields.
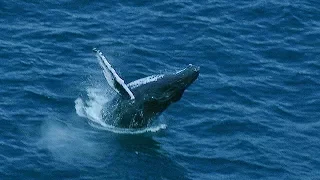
[{"xmin": 93, "ymin": 48, "xmax": 199, "ymax": 129}]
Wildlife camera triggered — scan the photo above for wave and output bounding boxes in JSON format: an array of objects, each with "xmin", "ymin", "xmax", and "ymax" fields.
[{"xmin": 75, "ymin": 87, "xmax": 166, "ymax": 134}]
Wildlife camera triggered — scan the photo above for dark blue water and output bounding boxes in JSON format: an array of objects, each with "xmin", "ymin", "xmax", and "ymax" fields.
[{"xmin": 1, "ymin": 0, "xmax": 320, "ymax": 179}]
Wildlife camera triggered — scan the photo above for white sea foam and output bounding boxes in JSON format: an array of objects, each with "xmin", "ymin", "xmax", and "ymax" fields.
[
  {"xmin": 75, "ymin": 87, "xmax": 166, "ymax": 134},
  {"xmin": 75, "ymin": 88, "xmax": 110, "ymax": 127},
  {"xmin": 89, "ymin": 122, "xmax": 167, "ymax": 134}
]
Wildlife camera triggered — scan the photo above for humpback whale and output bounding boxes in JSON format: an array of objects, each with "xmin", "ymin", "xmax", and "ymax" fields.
[{"xmin": 93, "ymin": 48, "xmax": 199, "ymax": 128}]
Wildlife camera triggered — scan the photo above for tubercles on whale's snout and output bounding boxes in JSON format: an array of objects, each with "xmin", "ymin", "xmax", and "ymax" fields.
[
  {"xmin": 185, "ymin": 64, "xmax": 200, "ymax": 79},
  {"xmin": 188, "ymin": 64, "xmax": 200, "ymax": 73}
]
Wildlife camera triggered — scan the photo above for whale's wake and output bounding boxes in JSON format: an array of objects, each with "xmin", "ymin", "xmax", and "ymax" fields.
[{"xmin": 75, "ymin": 87, "xmax": 167, "ymax": 134}]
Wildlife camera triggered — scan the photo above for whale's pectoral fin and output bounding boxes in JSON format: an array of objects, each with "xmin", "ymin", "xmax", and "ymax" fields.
[{"xmin": 93, "ymin": 48, "xmax": 135, "ymax": 100}]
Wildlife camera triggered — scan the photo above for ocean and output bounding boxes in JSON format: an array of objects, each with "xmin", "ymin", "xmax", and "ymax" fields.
[{"xmin": 0, "ymin": 0, "xmax": 319, "ymax": 179}]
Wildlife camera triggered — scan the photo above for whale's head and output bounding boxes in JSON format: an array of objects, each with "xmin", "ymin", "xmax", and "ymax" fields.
[
  {"xmin": 129, "ymin": 64, "xmax": 200, "ymax": 106},
  {"xmin": 160, "ymin": 64, "xmax": 200, "ymax": 102}
]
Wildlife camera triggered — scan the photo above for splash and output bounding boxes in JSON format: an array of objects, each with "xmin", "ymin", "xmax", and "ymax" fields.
[
  {"xmin": 75, "ymin": 87, "xmax": 110, "ymax": 127},
  {"xmin": 75, "ymin": 87, "xmax": 166, "ymax": 134}
]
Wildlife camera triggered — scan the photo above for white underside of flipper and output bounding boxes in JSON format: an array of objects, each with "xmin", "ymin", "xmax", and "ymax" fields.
[{"xmin": 93, "ymin": 48, "xmax": 135, "ymax": 100}]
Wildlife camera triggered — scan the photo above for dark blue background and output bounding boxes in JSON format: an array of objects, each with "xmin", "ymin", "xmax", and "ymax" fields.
[{"xmin": 0, "ymin": 0, "xmax": 319, "ymax": 179}]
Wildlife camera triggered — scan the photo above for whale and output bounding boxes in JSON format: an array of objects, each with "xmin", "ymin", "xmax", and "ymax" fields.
[{"xmin": 93, "ymin": 48, "xmax": 199, "ymax": 129}]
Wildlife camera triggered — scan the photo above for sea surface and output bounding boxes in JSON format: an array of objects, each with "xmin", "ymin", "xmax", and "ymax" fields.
[{"xmin": 1, "ymin": 0, "xmax": 320, "ymax": 179}]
